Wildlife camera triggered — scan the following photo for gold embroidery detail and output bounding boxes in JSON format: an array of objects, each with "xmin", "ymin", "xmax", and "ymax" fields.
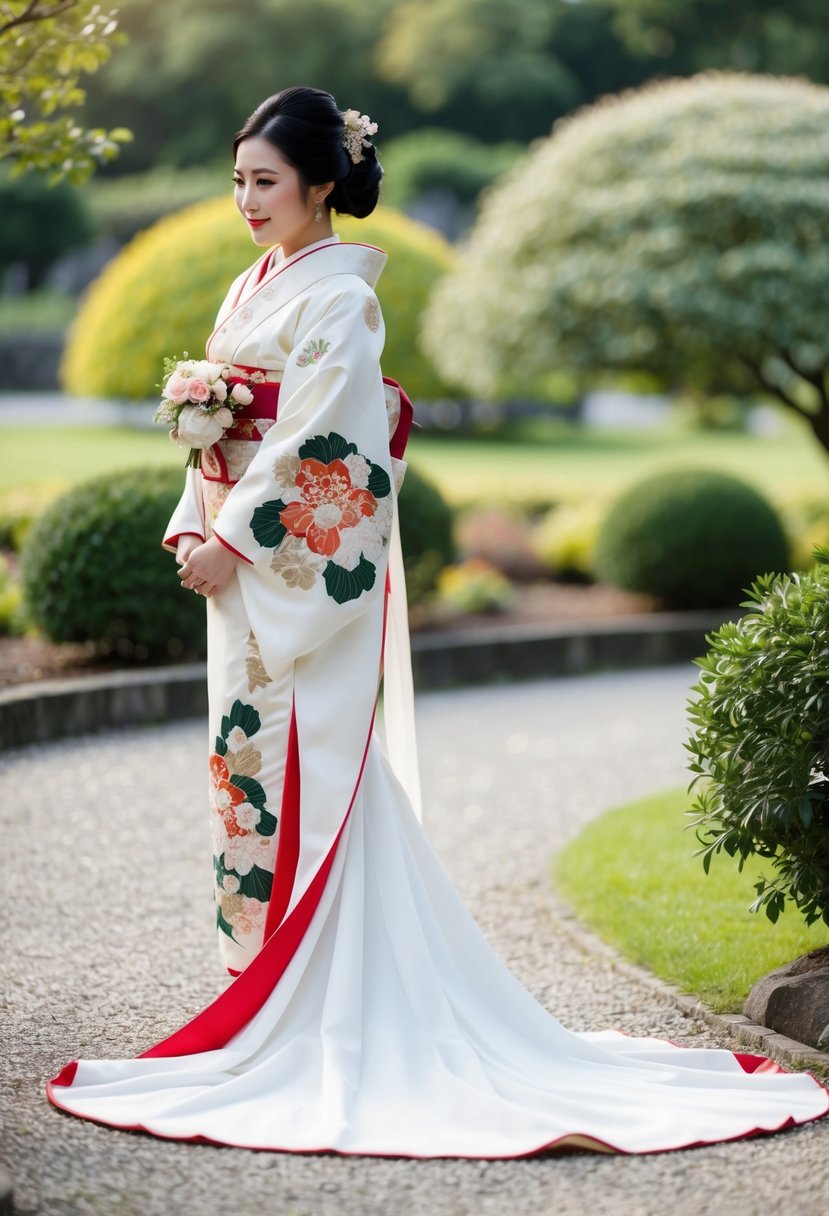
[
  {"xmin": 225, "ymin": 743, "xmax": 263, "ymax": 776},
  {"xmin": 269, "ymin": 539, "xmax": 324, "ymax": 590},
  {"xmin": 363, "ymin": 296, "xmax": 380, "ymax": 332},
  {"xmin": 245, "ymin": 628, "xmax": 273, "ymax": 692},
  {"xmin": 272, "ymin": 452, "xmax": 301, "ymax": 490}
]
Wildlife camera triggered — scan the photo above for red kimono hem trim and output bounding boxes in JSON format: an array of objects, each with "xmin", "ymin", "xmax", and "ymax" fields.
[
  {"xmin": 212, "ymin": 529, "xmax": 255, "ymax": 565},
  {"xmin": 44, "ymin": 1057, "xmax": 829, "ymax": 1159},
  {"xmin": 161, "ymin": 531, "xmax": 205, "ymax": 550}
]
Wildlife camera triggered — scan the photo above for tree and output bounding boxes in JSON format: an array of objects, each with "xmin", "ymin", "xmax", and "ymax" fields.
[
  {"xmin": 421, "ymin": 71, "xmax": 829, "ymax": 455},
  {"xmin": 597, "ymin": 0, "xmax": 829, "ymax": 82},
  {"xmin": 1, "ymin": 0, "xmax": 131, "ymax": 184},
  {"xmin": 375, "ymin": 0, "xmax": 640, "ymax": 143}
]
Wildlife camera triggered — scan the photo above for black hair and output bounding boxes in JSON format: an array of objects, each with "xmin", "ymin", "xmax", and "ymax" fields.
[{"xmin": 232, "ymin": 85, "xmax": 383, "ymax": 220}]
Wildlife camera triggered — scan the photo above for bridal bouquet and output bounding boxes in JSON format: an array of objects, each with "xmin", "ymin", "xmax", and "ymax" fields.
[{"xmin": 153, "ymin": 354, "xmax": 256, "ymax": 469}]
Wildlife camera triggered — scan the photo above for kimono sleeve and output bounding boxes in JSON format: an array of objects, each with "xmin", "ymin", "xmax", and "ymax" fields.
[
  {"xmin": 160, "ymin": 466, "xmax": 206, "ymax": 554},
  {"xmin": 210, "ymin": 275, "xmax": 395, "ymax": 658}
]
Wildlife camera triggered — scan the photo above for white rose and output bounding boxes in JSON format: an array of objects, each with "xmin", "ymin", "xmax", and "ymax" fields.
[
  {"xmin": 176, "ymin": 405, "xmax": 224, "ymax": 448},
  {"xmin": 190, "ymin": 359, "xmax": 214, "ymax": 380},
  {"xmin": 214, "ymin": 407, "xmax": 234, "ymax": 427},
  {"xmin": 212, "ymin": 378, "xmax": 228, "ymax": 402},
  {"xmin": 230, "ymin": 382, "xmax": 254, "ymax": 405}
]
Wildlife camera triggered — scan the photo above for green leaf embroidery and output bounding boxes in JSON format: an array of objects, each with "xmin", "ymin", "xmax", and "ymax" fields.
[
  {"xmin": 221, "ymin": 698, "xmax": 261, "ymax": 740},
  {"xmin": 238, "ymin": 864, "xmax": 274, "ymax": 902},
  {"xmin": 229, "ymin": 773, "xmax": 267, "ymax": 811},
  {"xmin": 298, "ymin": 432, "xmax": 358, "ymax": 463},
  {"xmin": 367, "ymin": 460, "xmax": 391, "ymax": 498},
  {"xmin": 323, "ymin": 554, "xmax": 377, "ymax": 603},
  {"xmin": 256, "ymin": 807, "xmax": 279, "ymax": 837},
  {"xmin": 216, "ymin": 903, "xmax": 241, "ymax": 943},
  {"xmin": 296, "ymin": 337, "xmax": 331, "ymax": 367},
  {"xmin": 250, "ymin": 498, "xmax": 288, "ymax": 548}
]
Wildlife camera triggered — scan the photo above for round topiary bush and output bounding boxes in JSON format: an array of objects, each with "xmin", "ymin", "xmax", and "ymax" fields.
[
  {"xmin": 397, "ymin": 464, "xmax": 456, "ymax": 606},
  {"xmin": 592, "ymin": 468, "xmax": 790, "ymax": 609},
  {"xmin": 61, "ymin": 197, "xmax": 457, "ymax": 402},
  {"xmin": 18, "ymin": 466, "xmax": 207, "ymax": 661}
]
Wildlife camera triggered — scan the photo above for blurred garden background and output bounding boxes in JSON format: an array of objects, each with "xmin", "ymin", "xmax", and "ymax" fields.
[{"xmin": 4, "ymin": 0, "xmax": 829, "ymax": 671}]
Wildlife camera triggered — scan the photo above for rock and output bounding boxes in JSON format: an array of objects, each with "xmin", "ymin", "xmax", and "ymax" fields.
[{"xmin": 743, "ymin": 944, "xmax": 829, "ymax": 1050}]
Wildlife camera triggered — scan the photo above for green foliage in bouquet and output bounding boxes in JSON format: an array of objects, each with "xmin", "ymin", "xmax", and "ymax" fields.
[
  {"xmin": 685, "ymin": 547, "xmax": 829, "ymax": 927},
  {"xmin": 592, "ymin": 468, "xmax": 790, "ymax": 609},
  {"xmin": 61, "ymin": 196, "xmax": 457, "ymax": 401},
  {"xmin": 397, "ymin": 464, "xmax": 456, "ymax": 606},
  {"xmin": 18, "ymin": 466, "xmax": 207, "ymax": 661}
]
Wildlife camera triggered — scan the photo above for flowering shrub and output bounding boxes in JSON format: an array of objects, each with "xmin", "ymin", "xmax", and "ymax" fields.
[
  {"xmin": 455, "ymin": 505, "xmax": 546, "ymax": 580},
  {"xmin": 530, "ymin": 499, "xmax": 609, "ymax": 581},
  {"xmin": 61, "ymin": 199, "xmax": 457, "ymax": 400},
  {"xmin": 422, "ymin": 71, "xmax": 829, "ymax": 419},
  {"xmin": 435, "ymin": 557, "xmax": 514, "ymax": 614}
]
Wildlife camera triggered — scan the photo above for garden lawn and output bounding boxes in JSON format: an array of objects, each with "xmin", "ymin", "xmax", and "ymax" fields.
[
  {"xmin": 3, "ymin": 411, "xmax": 829, "ymax": 507},
  {"xmin": 551, "ymin": 786, "xmax": 829, "ymax": 1013}
]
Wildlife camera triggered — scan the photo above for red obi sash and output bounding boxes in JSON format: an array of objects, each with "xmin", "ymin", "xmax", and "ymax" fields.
[{"xmin": 200, "ymin": 368, "xmax": 414, "ymax": 485}]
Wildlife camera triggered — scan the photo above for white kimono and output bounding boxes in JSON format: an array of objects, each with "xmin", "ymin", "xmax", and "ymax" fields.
[{"xmin": 45, "ymin": 235, "xmax": 829, "ymax": 1158}]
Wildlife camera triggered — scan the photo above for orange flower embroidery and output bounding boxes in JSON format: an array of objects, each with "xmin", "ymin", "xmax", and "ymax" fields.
[
  {"xmin": 209, "ymin": 752, "xmax": 248, "ymax": 837},
  {"xmin": 279, "ymin": 456, "xmax": 377, "ymax": 557}
]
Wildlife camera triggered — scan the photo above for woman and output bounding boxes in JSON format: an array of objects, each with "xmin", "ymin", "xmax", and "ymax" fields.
[{"xmin": 46, "ymin": 86, "xmax": 829, "ymax": 1157}]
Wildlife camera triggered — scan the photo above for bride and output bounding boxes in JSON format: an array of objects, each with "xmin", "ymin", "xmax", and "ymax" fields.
[{"xmin": 45, "ymin": 85, "xmax": 829, "ymax": 1158}]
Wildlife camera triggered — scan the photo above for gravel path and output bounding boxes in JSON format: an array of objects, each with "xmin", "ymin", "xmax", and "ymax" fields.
[{"xmin": 2, "ymin": 662, "xmax": 827, "ymax": 1216}]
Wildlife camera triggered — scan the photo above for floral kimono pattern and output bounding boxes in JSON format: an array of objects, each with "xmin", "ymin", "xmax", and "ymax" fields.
[{"xmin": 49, "ymin": 237, "xmax": 826, "ymax": 1163}]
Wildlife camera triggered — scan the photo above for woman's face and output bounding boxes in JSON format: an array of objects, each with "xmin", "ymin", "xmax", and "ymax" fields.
[{"xmin": 233, "ymin": 135, "xmax": 329, "ymax": 251}]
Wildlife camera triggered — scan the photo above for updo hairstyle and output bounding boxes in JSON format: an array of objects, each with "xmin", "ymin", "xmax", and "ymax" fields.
[{"xmin": 232, "ymin": 85, "xmax": 383, "ymax": 219}]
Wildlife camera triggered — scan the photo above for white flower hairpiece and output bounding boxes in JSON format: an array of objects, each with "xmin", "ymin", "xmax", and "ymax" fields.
[{"xmin": 341, "ymin": 109, "xmax": 378, "ymax": 164}]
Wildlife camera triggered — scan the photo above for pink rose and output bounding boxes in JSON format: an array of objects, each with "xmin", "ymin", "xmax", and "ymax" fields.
[
  {"xmin": 187, "ymin": 378, "xmax": 211, "ymax": 404},
  {"xmin": 165, "ymin": 372, "xmax": 191, "ymax": 404}
]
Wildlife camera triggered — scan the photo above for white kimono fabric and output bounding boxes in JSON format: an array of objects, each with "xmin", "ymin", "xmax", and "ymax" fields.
[{"xmin": 46, "ymin": 235, "xmax": 829, "ymax": 1158}]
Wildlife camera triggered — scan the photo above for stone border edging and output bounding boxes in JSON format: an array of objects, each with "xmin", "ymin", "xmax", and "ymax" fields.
[
  {"xmin": 0, "ymin": 608, "xmax": 745, "ymax": 752},
  {"xmin": 546, "ymin": 892, "xmax": 829, "ymax": 1075}
]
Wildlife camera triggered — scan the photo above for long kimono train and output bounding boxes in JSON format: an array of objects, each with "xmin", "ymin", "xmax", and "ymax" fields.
[{"xmin": 46, "ymin": 236, "xmax": 829, "ymax": 1157}]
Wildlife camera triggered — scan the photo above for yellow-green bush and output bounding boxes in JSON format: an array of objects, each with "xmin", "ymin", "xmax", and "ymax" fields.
[
  {"xmin": 61, "ymin": 197, "xmax": 457, "ymax": 401},
  {"xmin": 530, "ymin": 498, "xmax": 610, "ymax": 580},
  {"xmin": 0, "ymin": 552, "xmax": 29, "ymax": 636},
  {"xmin": 0, "ymin": 480, "xmax": 69, "ymax": 550}
]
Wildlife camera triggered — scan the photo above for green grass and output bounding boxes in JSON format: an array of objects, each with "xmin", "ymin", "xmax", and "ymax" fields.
[
  {"xmin": 0, "ymin": 426, "xmax": 185, "ymax": 490},
  {"xmin": 2, "ymin": 409, "xmax": 829, "ymax": 509},
  {"xmin": 552, "ymin": 787, "xmax": 829, "ymax": 1013},
  {"xmin": 407, "ymin": 413, "xmax": 829, "ymax": 506}
]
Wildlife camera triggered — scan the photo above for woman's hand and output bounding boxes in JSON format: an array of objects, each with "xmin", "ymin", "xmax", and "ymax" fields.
[
  {"xmin": 175, "ymin": 534, "xmax": 202, "ymax": 566},
  {"xmin": 177, "ymin": 536, "xmax": 240, "ymax": 598}
]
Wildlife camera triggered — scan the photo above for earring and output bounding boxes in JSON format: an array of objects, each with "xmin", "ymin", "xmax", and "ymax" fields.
[{"xmin": 314, "ymin": 200, "xmax": 323, "ymax": 223}]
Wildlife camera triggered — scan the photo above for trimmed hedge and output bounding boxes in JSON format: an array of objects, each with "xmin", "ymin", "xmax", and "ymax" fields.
[
  {"xmin": 18, "ymin": 466, "xmax": 207, "ymax": 661},
  {"xmin": 61, "ymin": 199, "xmax": 457, "ymax": 402},
  {"xmin": 593, "ymin": 468, "xmax": 791, "ymax": 609},
  {"xmin": 397, "ymin": 464, "xmax": 456, "ymax": 606}
]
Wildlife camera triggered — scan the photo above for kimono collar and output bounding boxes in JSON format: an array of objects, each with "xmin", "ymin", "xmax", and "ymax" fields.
[{"xmin": 206, "ymin": 236, "xmax": 388, "ymax": 359}]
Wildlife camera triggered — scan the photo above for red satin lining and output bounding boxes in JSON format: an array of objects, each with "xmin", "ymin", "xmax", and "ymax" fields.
[{"xmin": 124, "ymin": 567, "xmax": 391, "ymax": 1058}]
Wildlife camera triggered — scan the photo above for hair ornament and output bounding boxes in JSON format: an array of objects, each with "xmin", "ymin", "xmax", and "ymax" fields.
[{"xmin": 341, "ymin": 109, "xmax": 378, "ymax": 164}]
